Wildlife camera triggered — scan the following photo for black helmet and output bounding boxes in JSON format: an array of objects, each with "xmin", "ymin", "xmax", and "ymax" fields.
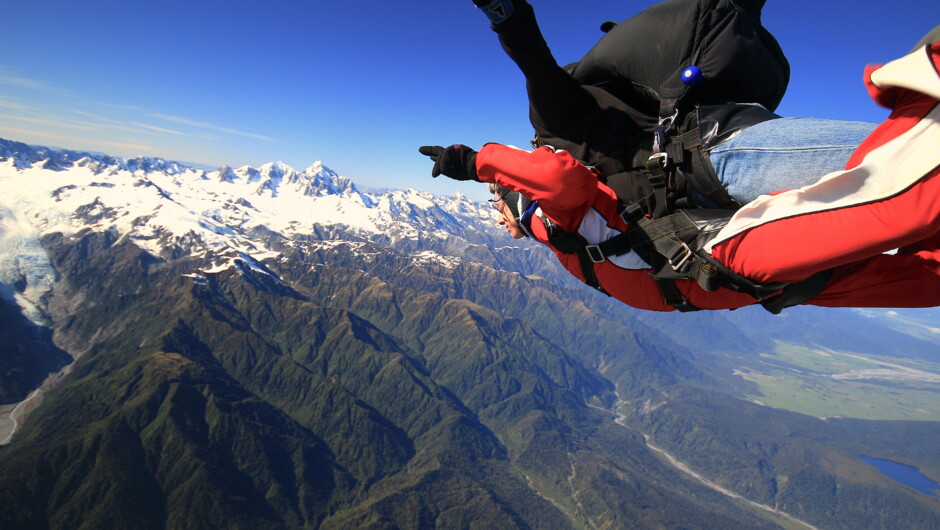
[{"xmin": 497, "ymin": 187, "xmax": 533, "ymax": 223}]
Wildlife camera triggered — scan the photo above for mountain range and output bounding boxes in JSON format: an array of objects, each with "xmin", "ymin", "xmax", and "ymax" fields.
[{"xmin": 0, "ymin": 137, "xmax": 938, "ymax": 529}]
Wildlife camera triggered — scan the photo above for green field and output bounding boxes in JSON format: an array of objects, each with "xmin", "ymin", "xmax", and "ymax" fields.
[{"xmin": 736, "ymin": 342, "xmax": 940, "ymax": 421}]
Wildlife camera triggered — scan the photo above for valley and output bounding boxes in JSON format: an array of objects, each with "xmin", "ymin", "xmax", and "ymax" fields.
[
  {"xmin": 1, "ymin": 138, "xmax": 939, "ymax": 529},
  {"xmin": 733, "ymin": 342, "xmax": 940, "ymax": 421}
]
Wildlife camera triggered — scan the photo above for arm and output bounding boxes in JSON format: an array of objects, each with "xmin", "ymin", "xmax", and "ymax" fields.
[
  {"xmin": 479, "ymin": 1, "xmax": 651, "ymax": 162},
  {"xmin": 488, "ymin": 2, "xmax": 583, "ymax": 137},
  {"xmin": 475, "ymin": 144, "xmax": 598, "ymax": 233}
]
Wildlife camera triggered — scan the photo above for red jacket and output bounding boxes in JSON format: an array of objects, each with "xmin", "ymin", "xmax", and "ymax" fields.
[
  {"xmin": 475, "ymin": 144, "xmax": 759, "ymax": 311},
  {"xmin": 474, "ymin": 43, "xmax": 940, "ymax": 312}
]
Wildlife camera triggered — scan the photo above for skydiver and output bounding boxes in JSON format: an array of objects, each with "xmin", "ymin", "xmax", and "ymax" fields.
[
  {"xmin": 420, "ymin": 43, "xmax": 940, "ymax": 312},
  {"xmin": 467, "ymin": 0, "xmax": 875, "ymax": 213}
]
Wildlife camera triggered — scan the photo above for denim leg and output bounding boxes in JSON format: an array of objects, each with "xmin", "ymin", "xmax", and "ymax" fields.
[{"xmin": 708, "ymin": 117, "xmax": 877, "ymax": 204}]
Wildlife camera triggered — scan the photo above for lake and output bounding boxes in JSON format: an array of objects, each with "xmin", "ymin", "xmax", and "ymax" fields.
[{"xmin": 860, "ymin": 456, "xmax": 940, "ymax": 496}]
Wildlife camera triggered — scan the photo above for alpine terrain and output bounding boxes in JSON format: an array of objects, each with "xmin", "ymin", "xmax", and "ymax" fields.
[{"xmin": 1, "ymin": 137, "xmax": 939, "ymax": 529}]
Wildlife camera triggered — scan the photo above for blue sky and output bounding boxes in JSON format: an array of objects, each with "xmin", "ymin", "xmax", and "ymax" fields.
[{"xmin": 2, "ymin": 0, "xmax": 938, "ymax": 201}]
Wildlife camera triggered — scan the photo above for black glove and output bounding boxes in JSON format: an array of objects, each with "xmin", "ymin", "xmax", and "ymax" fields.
[
  {"xmin": 418, "ymin": 145, "xmax": 479, "ymax": 181},
  {"xmin": 472, "ymin": 0, "xmax": 515, "ymax": 24}
]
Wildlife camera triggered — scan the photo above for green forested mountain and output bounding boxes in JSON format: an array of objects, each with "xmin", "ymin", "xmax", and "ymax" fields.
[
  {"xmin": 0, "ymin": 231, "xmax": 779, "ymax": 529},
  {"xmin": 1, "ymin": 143, "xmax": 939, "ymax": 529}
]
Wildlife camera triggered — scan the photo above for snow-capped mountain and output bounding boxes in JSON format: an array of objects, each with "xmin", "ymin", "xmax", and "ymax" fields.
[
  {"xmin": 0, "ymin": 137, "xmax": 498, "ymax": 250},
  {"xmin": 3, "ymin": 137, "xmax": 940, "ymax": 529},
  {"xmin": 0, "ymin": 137, "xmax": 542, "ymax": 326}
]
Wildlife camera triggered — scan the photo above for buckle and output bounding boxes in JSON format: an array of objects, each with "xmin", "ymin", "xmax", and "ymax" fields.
[
  {"xmin": 652, "ymin": 109, "xmax": 680, "ymax": 153},
  {"xmin": 658, "ymin": 108, "xmax": 679, "ymax": 131},
  {"xmin": 648, "ymin": 151, "xmax": 669, "ymax": 168},
  {"xmin": 585, "ymin": 245, "xmax": 606, "ymax": 263},
  {"xmin": 620, "ymin": 203, "xmax": 645, "ymax": 225},
  {"xmin": 666, "ymin": 240, "xmax": 694, "ymax": 272}
]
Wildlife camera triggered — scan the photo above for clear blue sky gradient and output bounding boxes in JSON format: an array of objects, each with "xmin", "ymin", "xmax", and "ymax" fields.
[{"xmin": 2, "ymin": 0, "xmax": 938, "ymax": 200}]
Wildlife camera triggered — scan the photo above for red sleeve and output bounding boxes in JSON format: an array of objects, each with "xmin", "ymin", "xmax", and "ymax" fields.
[{"xmin": 475, "ymin": 144, "xmax": 598, "ymax": 232}]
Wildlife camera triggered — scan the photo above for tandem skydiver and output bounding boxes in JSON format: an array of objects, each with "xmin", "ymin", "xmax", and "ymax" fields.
[{"xmin": 420, "ymin": 38, "xmax": 940, "ymax": 313}]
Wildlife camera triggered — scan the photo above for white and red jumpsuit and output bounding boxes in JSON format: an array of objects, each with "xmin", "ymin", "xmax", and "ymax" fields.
[{"xmin": 475, "ymin": 43, "xmax": 940, "ymax": 312}]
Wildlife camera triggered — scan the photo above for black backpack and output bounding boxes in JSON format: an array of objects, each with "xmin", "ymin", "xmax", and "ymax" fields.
[
  {"xmin": 568, "ymin": 0, "xmax": 789, "ymax": 120},
  {"xmin": 539, "ymin": 1, "xmax": 831, "ymax": 312}
]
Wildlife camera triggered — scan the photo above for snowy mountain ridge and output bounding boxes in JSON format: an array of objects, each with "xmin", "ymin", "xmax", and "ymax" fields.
[{"xmin": 0, "ymin": 137, "xmax": 508, "ymax": 325}]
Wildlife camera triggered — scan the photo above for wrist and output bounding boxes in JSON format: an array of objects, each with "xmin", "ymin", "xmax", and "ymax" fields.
[
  {"xmin": 475, "ymin": 0, "xmax": 515, "ymax": 25},
  {"xmin": 468, "ymin": 153, "xmax": 480, "ymax": 181}
]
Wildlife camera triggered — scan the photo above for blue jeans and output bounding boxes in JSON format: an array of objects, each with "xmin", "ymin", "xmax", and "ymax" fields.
[{"xmin": 708, "ymin": 117, "xmax": 878, "ymax": 204}]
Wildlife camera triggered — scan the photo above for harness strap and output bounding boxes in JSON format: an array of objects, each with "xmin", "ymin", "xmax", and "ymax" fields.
[
  {"xmin": 647, "ymin": 111, "xmax": 680, "ymax": 219},
  {"xmin": 533, "ymin": 202, "xmax": 831, "ymax": 313},
  {"xmin": 655, "ymin": 278, "xmax": 700, "ymax": 312},
  {"xmin": 645, "ymin": 243, "xmax": 701, "ymax": 312},
  {"xmin": 646, "ymin": 154, "xmax": 670, "ymax": 219},
  {"xmin": 760, "ymin": 269, "xmax": 833, "ymax": 314},
  {"xmin": 546, "ymin": 212, "xmax": 705, "ymax": 308},
  {"xmin": 552, "ymin": 231, "xmax": 610, "ymax": 295},
  {"xmin": 671, "ymin": 126, "xmax": 740, "ymax": 210},
  {"xmin": 523, "ymin": 203, "xmax": 609, "ymax": 295},
  {"xmin": 593, "ymin": 212, "xmax": 697, "ymax": 263}
]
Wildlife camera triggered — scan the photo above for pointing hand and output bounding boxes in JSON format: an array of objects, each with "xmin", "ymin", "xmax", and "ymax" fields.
[{"xmin": 418, "ymin": 145, "xmax": 479, "ymax": 181}]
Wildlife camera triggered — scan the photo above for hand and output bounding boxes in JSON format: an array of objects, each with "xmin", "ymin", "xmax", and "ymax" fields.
[{"xmin": 418, "ymin": 145, "xmax": 479, "ymax": 181}]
